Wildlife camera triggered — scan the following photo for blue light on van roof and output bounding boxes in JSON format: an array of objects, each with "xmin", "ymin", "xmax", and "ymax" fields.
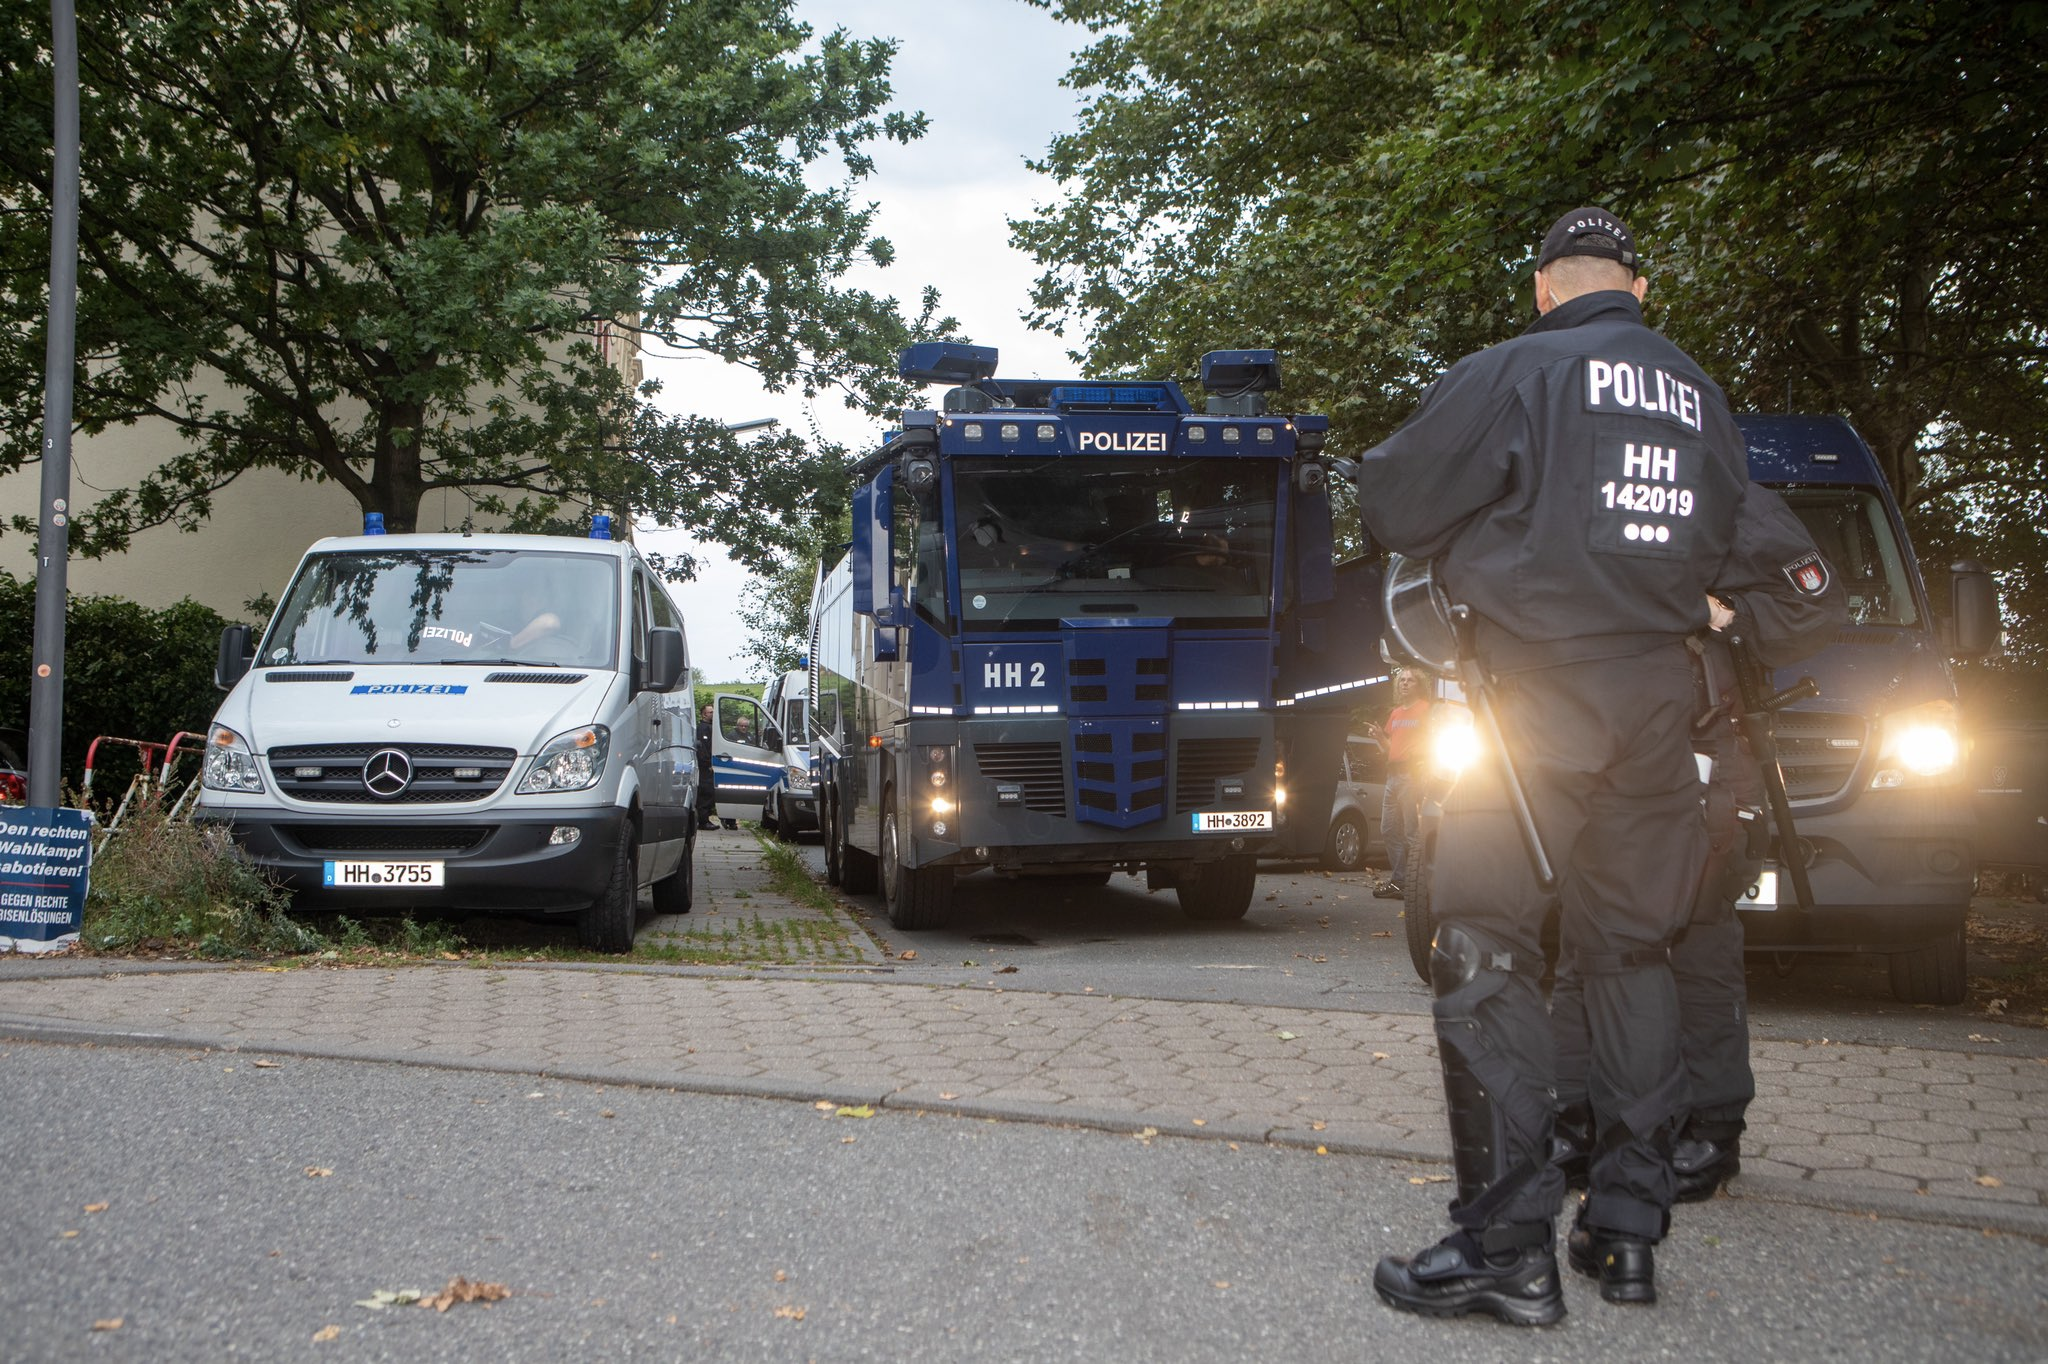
[
  {"xmin": 364, "ymin": 512, "xmax": 385, "ymax": 535},
  {"xmin": 590, "ymin": 514, "xmax": 612, "ymax": 539}
]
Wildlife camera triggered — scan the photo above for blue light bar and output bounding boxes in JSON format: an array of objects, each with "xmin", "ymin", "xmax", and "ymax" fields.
[
  {"xmin": 1045, "ymin": 384, "xmax": 1179, "ymax": 412},
  {"xmin": 899, "ymin": 342, "xmax": 999, "ymax": 385},
  {"xmin": 363, "ymin": 512, "xmax": 385, "ymax": 535}
]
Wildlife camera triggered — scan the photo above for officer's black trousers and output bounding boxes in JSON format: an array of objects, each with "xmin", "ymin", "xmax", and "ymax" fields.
[
  {"xmin": 1555, "ymin": 741, "xmax": 1760, "ymax": 1145},
  {"xmin": 1429, "ymin": 644, "xmax": 1705, "ymax": 1242}
]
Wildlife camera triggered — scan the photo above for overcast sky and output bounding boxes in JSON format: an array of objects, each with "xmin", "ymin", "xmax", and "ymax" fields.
[{"xmin": 640, "ymin": 0, "xmax": 1092, "ymax": 683}]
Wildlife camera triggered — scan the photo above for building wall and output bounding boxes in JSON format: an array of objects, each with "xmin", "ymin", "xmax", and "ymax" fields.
[{"xmin": 1, "ymin": 322, "xmax": 642, "ymax": 617}]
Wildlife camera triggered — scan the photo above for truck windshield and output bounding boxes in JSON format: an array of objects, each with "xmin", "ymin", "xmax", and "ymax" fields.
[
  {"xmin": 260, "ymin": 549, "xmax": 619, "ymax": 668},
  {"xmin": 953, "ymin": 457, "xmax": 1277, "ymax": 626},
  {"xmin": 1777, "ymin": 488, "xmax": 1920, "ymax": 627}
]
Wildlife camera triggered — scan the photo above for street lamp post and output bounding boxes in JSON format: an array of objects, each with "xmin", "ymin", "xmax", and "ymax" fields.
[{"xmin": 28, "ymin": 0, "xmax": 80, "ymax": 809}]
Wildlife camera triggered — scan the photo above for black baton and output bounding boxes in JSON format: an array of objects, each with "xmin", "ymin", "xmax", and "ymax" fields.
[
  {"xmin": 1724, "ymin": 628, "xmax": 1818, "ymax": 915},
  {"xmin": 1448, "ymin": 604, "xmax": 1558, "ymax": 894}
]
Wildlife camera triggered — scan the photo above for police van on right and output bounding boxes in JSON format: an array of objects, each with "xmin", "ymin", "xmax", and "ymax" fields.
[{"xmin": 1400, "ymin": 413, "xmax": 2000, "ymax": 1006}]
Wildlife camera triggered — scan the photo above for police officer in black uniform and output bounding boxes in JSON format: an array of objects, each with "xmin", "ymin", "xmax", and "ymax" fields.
[
  {"xmin": 1552, "ymin": 480, "xmax": 1846, "ymax": 1219},
  {"xmin": 1359, "ymin": 208, "xmax": 1752, "ymax": 1326}
]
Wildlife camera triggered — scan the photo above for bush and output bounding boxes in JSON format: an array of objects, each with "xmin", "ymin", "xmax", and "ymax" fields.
[
  {"xmin": 82, "ymin": 803, "xmax": 316, "ymax": 956},
  {"xmin": 0, "ymin": 571, "xmax": 242, "ymax": 798}
]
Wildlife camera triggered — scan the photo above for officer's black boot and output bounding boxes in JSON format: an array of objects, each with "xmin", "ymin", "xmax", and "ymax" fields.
[
  {"xmin": 1549, "ymin": 1100, "xmax": 1593, "ymax": 1192},
  {"xmin": 1567, "ymin": 1204, "xmax": 1657, "ymax": 1305},
  {"xmin": 1375, "ymin": 1226, "xmax": 1564, "ymax": 1327},
  {"xmin": 1672, "ymin": 1121, "xmax": 1742, "ymax": 1202}
]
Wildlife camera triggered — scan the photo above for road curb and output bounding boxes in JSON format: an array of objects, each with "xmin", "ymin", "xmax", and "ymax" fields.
[{"xmin": 5, "ymin": 1010, "xmax": 2040, "ymax": 1241}]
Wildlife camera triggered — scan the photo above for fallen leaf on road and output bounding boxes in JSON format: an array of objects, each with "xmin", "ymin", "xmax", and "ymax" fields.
[
  {"xmin": 1409, "ymin": 1175, "xmax": 1451, "ymax": 1185},
  {"xmin": 898, "ymin": 950, "xmax": 917, "ymax": 960},
  {"xmin": 1315, "ymin": 1145, "xmax": 1328, "ymax": 1155},
  {"xmin": 420, "ymin": 1277, "xmax": 510, "ymax": 1312},
  {"xmin": 939, "ymin": 1092, "xmax": 959, "ymax": 1100},
  {"xmin": 1968, "ymin": 1034, "xmax": 2001, "ymax": 1043},
  {"xmin": 252, "ymin": 1059, "xmax": 281, "ymax": 1069},
  {"xmin": 773, "ymin": 1305, "xmax": 806, "ymax": 1321},
  {"xmin": 1310, "ymin": 1121, "xmax": 1327, "ymax": 1132},
  {"xmin": 996, "ymin": 965, "xmax": 1018, "ymax": 974},
  {"xmin": 1276, "ymin": 1030, "xmax": 1298, "ymax": 1041},
  {"xmin": 355, "ymin": 1290, "xmax": 423, "ymax": 1310},
  {"xmin": 60, "ymin": 1230, "xmax": 79, "ymax": 1239},
  {"xmin": 84, "ymin": 1203, "xmax": 107, "ymax": 1214},
  {"xmin": 841, "ymin": 1136, "xmax": 857, "ymax": 1144},
  {"xmin": 1976, "ymin": 1176, "xmax": 2004, "ymax": 1188},
  {"xmin": 1191, "ymin": 1118, "xmax": 1207, "ymax": 1127},
  {"xmin": 1371, "ymin": 931, "xmax": 1391, "ymax": 938},
  {"xmin": 1986, "ymin": 998, "xmax": 2008, "ymax": 1015},
  {"xmin": 600, "ymin": 1110, "xmax": 616, "ymax": 1119},
  {"xmin": 305, "ymin": 1167, "xmax": 333, "ymax": 1178},
  {"xmin": 774, "ymin": 1270, "xmax": 788, "ymax": 1283},
  {"xmin": 91, "ymin": 1318, "xmax": 123, "ymax": 1332},
  {"xmin": 440, "ymin": 952, "xmax": 461, "ymax": 961},
  {"xmin": 813, "ymin": 1100, "xmax": 838, "ymax": 1111},
  {"xmin": 1213, "ymin": 1280, "xmax": 1231, "ymax": 1290},
  {"xmin": 835, "ymin": 1105, "xmax": 875, "ymax": 1119},
  {"xmin": 313, "ymin": 1325, "xmax": 340, "ymax": 1342}
]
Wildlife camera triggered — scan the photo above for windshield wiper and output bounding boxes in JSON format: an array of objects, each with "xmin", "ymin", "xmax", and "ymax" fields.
[{"xmin": 439, "ymin": 658, "xmax": 565, "ymax": 667}]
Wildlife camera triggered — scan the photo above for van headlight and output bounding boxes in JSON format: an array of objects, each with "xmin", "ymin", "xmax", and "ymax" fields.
[
  {"xmin": 784, "ymin": 764, "xmax": 812, "ymax": 793},
  {"xmin": 517, "ymin": 726, "xmax": 610, "ymax": 794},
  {"xmin": 1872, "ymin": 700, "xmax": 1960, "ymax": 787},
  {"xmin": 1430, "ymin": 708, "xmax": 1481, "ymax": 778},
  {"xmin": 201, "ymin": 725, "xmax": 264, "ymax": 793}
]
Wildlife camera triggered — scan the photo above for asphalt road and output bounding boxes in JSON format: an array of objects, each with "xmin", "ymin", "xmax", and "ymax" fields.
[
  {"xmin": 5, "ymin": 1041, "xmax": 2044, "ymax": 1363},
  {"xmin": 796, "ymin": 843, "xmax": 2048, "ymax": 1059}
]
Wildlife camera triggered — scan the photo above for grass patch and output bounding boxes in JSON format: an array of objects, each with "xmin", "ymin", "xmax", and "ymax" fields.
[
  {"xmin": 754, "ymin": 831, "xmax": 837, "ymax": 912},
  {"xmin": 636, "ymin": 911, "xmax": 857, "ymax": 965}
]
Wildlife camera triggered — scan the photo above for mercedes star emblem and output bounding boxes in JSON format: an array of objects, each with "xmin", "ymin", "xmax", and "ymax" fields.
[{"xmin": 362, "ymin": 748, "xmax": 413, "ymax": 798}]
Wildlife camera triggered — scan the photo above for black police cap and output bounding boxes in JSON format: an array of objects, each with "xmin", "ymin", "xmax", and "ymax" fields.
[{"xmin": 1538, "ymin": 207, "xmax": 1638, "ymax": 272}]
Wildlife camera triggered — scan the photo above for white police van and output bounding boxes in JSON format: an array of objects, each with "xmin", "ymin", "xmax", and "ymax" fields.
[
  {"xmin": 195, "ymin": 523, "xmax": 697, "ymax": 952},
  {"xmin": 757, "ymin": 665, "xmax": 816, "ymax": 839}
]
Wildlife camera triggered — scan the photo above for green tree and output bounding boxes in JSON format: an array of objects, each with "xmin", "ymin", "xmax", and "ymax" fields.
[
  {"xmin": 1018, "ymin": 0, "xmax": 2048, "ymax": 691},
  {"xmin": 0, "ymin": 0, "xmax": 946, "ymax": 574}
]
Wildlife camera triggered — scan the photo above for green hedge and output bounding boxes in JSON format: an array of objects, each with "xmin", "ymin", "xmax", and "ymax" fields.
[{"xmin": 0, "ymin": 570, "xmax": 239, "ymax": 798}]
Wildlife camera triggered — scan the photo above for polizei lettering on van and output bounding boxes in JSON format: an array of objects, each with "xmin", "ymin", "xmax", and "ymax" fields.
[
  {"xmin": 1584, "ymin": 359, "xmax": 1706, "ymax": 433},
  {"xmin": 1077, "ymin": 429, "xmax": 1169, "ymax": 453}
]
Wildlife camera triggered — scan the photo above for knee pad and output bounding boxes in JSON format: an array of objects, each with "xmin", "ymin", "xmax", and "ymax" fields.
[{"xmin": 1429, "ymin": 921, "xmax": 1532, "ymax": 1004}]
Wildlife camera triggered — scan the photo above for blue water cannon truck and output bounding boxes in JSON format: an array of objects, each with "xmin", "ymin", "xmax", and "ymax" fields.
[{"xmin": 807, "ymin": 343, "xmax": 1380, "ymax": 929}]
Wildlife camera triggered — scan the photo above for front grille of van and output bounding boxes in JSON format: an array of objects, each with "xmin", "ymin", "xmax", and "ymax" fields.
[
  {"xmin": 280, "ymin": 825, "xmax": 491, "ymax": 854},
  {"xmin": 267, "ymin": 743, "xmax": 518, "ymax": 804},
  {"xmin": 1775, "ymin": 712, "xmax": 1865, "ymax": 803}
]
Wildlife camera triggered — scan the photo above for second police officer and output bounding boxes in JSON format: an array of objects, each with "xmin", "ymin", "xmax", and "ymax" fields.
[{"xmin": 1356, "ymin": 207, "xmax": 1752, "ymax": 1326}]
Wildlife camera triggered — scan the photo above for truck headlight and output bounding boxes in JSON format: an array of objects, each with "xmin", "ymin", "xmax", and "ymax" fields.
[
  {"xmin": 517, "ymin": 726, "xmax": 610, "ymax": 794},
  {"xmin": 1430, "ymin": 708, "xmax": 1481, "ymax": 778},
  {"xmin": 1873, "ymin": 700, "xmax": 1960, "ymax": 786},
  {"xmin": 201, "ymin": 725, "xmax": 264, "ymax": 793}
]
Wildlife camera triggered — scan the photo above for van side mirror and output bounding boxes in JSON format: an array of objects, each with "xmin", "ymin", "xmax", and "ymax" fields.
[
  {"xmin": 1949, "ymin": 559, "xmax": 2000, "ymax": 659},
  {"xmin": 644, "ymin": 627, "xmax": 685, "ymax": 693},
  {"xmin": 216, "ymin": 624, "xmax": 254, "ymax": 690}
]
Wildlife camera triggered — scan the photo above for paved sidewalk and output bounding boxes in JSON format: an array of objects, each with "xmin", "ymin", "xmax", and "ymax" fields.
[{"xmin": 2, "ymin": 829, "xmax": 2043, "ymax": 1240}]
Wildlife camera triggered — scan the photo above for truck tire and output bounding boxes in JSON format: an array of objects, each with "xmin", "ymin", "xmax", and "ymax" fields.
[
  {"xmin": 1323, "ymin": 811, "xmax": 1368, "ymax": 873},
  {"xmin": 651, "ymin": 828, "xmax": 693, "ymax": 915},
  {"xmin": 1403, "ymin": 830, "xmax": 1435, "ymax": 985},
  {"xmin": 1177, "ymin": 855, "xmax": 1257, "ymax": 921},
  {"xmin": 882, "ymin": 799, "xmax": 952, "ymax": 929},
  {"xmin": 823, "ymin": 786, "xmax": 845, "ymax": 886},
  {"xmin": 1888, "ymin": 921, "xmax": 1967, "ymax": 1006},
  {"xmin": 579, "ymin": 820, "xmax": 638, "ymax": 953}
]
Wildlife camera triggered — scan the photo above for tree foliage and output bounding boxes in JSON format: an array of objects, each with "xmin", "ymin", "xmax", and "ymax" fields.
[
  {"xmin": 1019, "ymin": 0, "xmax": 2048, "ymax": 696},
  {"xmin": 0, "ymin": 0, "xmax": 946, "ymax": 573}
]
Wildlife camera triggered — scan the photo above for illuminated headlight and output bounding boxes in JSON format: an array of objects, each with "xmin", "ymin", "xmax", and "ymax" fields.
[
  {"xmin": 1431, "ymin": 709, "xmax": 1482, "ymax": 777},
  {"xmin": 517, "ymin": 725, "xmax": 610, "ymax": 794},
  {"xmin": 930, "ymin": 795, "xmax": 955, "ymax": 816},
  {"xmin": 1872, "ymin": 700, "xmax": 1960, "ymax": 786},
  {"xmin": 784, "ymin": 764, "xmax": 812, "ymax": 793},
  {"xmin": 201, "ymin": 726, "xmax": 264, "ymax": 792}
]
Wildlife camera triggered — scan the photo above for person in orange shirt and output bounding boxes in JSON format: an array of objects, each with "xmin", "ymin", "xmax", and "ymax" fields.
[{"xmin": 1368, "ymin": 667, "xmax": 1431, "ymax": 898}]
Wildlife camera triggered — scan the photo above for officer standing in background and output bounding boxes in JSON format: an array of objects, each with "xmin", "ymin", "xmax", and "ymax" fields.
[
  {"xmin": 1552, "ymin": 480, "xmax": 1847, "ymax": 1241},
  {"xmin": 695, "ymin": 702, "xmax": 718, "ymax": 831},
  {"xmin": 1357, "ymin": 208, "xmax": 1752, "ymax": 1326}
]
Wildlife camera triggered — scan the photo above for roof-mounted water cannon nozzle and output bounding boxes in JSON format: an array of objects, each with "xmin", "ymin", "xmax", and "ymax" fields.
[
  {"xmin": 1201, "ymin": 350, "xmax": 1280, "ymax": 416},
  {"xmin": 899, "ymin": 342, "xmax": 999, "ymax": 386}
]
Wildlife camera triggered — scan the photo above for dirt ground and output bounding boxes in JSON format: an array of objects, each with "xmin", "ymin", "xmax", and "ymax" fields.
[{"xmin": 1966, "ymin": 878, "xmax": 2048, "ymax": 1027}]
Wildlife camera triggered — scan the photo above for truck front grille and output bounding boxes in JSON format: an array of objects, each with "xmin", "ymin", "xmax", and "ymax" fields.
[
  {"xmin": 1176, "ymin": 737, "xmax": 1262, "ymax": 812},
  {"xmin": 1774, "ymin": 711, "xmax": 1865, "ymax": 803},
  {"xmin": 973, "ymin": 742, "xmax": 1067, "ymax": 814}
]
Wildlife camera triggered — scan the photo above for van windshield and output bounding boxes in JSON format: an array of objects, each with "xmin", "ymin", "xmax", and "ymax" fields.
[
  {"xmin": 1777, "ymin": 488, "xmax": 1920, "ymax": 627},
  {"xmin": 261, "ymin": 549, "xmax": 619, "ymax": 668},
  {"xmin": 952, "ymin": 457, "xmax": 1277, "ymax": 627}
]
